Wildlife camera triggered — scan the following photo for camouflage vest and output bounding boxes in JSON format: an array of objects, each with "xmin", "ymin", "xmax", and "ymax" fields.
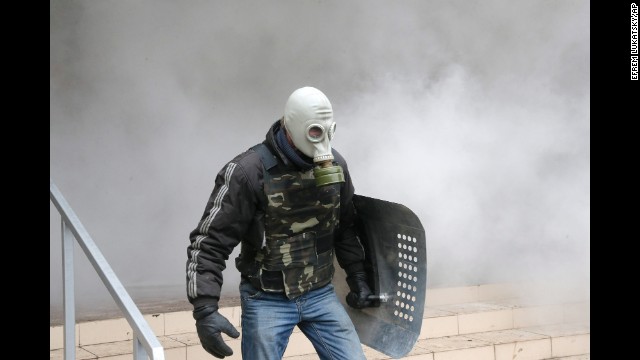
[{"xmin": 252, "ymin": 143, "xmax": 341, "ymax": 299}]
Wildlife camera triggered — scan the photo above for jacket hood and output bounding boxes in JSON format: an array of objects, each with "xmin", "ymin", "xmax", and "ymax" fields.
[{"xmin": 265, "ymin": 119, "xmax": 314, "ymax": 170}]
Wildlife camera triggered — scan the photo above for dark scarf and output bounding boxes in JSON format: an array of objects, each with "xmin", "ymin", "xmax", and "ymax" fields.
[{"xmin": 275, "ymin": 127, "xmax": 314, "ymax": 171}]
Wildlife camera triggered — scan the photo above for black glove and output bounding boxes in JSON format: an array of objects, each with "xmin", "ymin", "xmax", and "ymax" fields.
[
  {"xmin": 346, "ymin": 271, "xmax": 374, "ymax": 309},
  {"xmin": 194, "ymin": 306, "xmax": 241, "ymax": 359}
]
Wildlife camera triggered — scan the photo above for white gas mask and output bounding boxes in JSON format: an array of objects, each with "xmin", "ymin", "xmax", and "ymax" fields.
[{"xmin": 283, "ymin": 87, "xmax": 344, "ymax": 186}]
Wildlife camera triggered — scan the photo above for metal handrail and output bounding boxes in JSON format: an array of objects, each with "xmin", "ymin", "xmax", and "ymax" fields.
[{"xmin": 50, "ymin": 179, "xmax": 165, "ymax": 360}]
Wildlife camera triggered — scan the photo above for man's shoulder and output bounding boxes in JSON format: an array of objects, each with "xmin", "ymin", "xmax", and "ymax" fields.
[
  {"xmin": 223, "ymin": 145, "xmax": 265, "ymax": 192},
  {"xmin": 230, "ymin": 144, "xmax": 264, "ymax": 169}
]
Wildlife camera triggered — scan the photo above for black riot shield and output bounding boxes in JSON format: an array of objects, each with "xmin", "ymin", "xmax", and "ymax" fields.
[{"xmin": 333, "ymin": 194, "xmax": 427, "ymax": 358}]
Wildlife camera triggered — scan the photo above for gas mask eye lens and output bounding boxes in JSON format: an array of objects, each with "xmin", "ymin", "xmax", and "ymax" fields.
[{"xmin": 307, "ymin": 125, "xmax": 324, "ymax": 142}]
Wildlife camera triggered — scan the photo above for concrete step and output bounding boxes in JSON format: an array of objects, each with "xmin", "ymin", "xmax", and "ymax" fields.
[{"xmin": 49, "ymin": 283, "xmax": 590, "ymax": 360}]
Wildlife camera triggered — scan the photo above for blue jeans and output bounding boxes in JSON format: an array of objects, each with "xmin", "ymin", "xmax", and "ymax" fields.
[{"xmin": 239, "ymin": 279, "xmax": 366, "ymax": 360}]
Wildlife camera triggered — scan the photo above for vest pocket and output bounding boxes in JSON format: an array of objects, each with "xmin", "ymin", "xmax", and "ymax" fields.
[{"xmin": 262, "ymin": 232, "xmax": 318, "ymax": 270}]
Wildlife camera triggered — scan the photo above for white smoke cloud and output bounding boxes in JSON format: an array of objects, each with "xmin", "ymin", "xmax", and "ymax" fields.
[{"xmin": 50, "ymin": 0, "xmax": 589, "ymax": 322}]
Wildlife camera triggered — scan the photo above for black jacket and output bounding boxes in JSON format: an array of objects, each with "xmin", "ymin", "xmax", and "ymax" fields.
[{"xmin": 186, "ymin": 120, "xmax": 366, "ymax": 309}]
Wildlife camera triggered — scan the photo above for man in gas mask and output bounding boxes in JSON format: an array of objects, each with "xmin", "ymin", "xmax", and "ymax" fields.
[{"xmin": 186, "ymin": 86, "xmax": 375, "ymax": 359}]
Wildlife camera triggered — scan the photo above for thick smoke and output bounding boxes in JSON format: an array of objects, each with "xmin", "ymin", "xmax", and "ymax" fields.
[{"xmin": 50, "ymin": 0, "xmax": 589, "ymax": 322}]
